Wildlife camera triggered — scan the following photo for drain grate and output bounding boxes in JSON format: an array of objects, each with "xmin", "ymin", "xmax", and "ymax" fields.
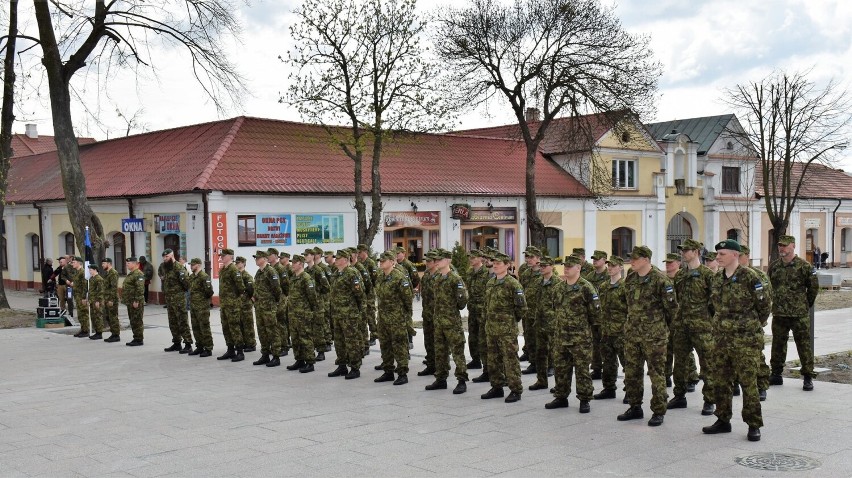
[{"xmin": 735, "ymin": 453, "xmax": 821, "ymax": 471}]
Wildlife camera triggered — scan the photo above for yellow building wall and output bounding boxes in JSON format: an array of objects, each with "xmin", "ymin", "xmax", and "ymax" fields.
[
  {"xmin": 596, "ymin": 210, "xmax": 643, "ymax": 254},
  {"xmin": 597, "ymin": 123, "xmax": 660, "ymax": 152},
  {"xmin": 561, "ymin": 210, "xmax": 585, "ymax": 254},
  {"xmin": 49, "ymin": 213, "xmax": 128, "ymax": 255},
  {"xmin": 719, "ymin": 211, "xmax": 749, "ymax": 244},
  {"xmin": 15, "ymin": 215, "xmax": 41, "ymax": 282},
  {"xmin": 665, "ymin": 192, "xmax": 704, "ymax": 243}
]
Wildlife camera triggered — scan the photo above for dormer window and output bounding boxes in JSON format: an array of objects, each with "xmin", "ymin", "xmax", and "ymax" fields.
[{"xmin": 726, "ymin": 141, "xmax": 734, "ymax": 150}]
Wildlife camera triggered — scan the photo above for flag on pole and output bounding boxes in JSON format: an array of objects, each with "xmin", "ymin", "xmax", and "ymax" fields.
[{"xmin": 84, "ymin": 226, "xmax": 94, "ymax": 280}]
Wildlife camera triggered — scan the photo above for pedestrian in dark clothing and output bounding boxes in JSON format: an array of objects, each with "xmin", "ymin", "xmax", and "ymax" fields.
[
  {"xmin": 41, "ymin": 259, "xmax": 54, "ymax": 295},
  {"xmin": 139, "ymin": 256, "xmax": 155, "ymax": 303}
]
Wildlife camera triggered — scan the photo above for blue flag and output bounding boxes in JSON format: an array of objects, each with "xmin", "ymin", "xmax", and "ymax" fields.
[{"xmin": 84, "ymin": 226, "xmax": 94, "ymax": 280}]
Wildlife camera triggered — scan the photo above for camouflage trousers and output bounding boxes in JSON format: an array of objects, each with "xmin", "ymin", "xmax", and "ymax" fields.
[
  {"xmin": 289, "ymin": 309, "xmax": 314, "ymax": 363},
  {"xmin": 521, "ymin": 311, "xmax": 537, "ymax": 359},
  {"xmin": 422, "ymin": 311, "xmax": 435, "ymax": 369},
  {"xmin": 486, "ymin": 329, "xmax": 522, "ymax": 394},
  {"xmin": 255, "ymin": 301, "xmax": 281, "ymax": 356},
  {"xmin": 238, "ymin": 301, "xmax": 256, "ymax": 348},
  {"xmin": 77, "ymin": 299, "xmax": 92, "ymax": 334},
  {"xmin": 624, "ymin": 333, "xmax": 668, "ymax": 415},
  {"xmin": 553, "ymin": 340, "xmax": 594, "ymax": 401},
  {"xmin": 771, "ymin": 315, "xmax": 815, "ymax": 377},
  {"xmin": 333, "ymin": 312, "xmax": 363, "ymax": 370},
  {"xmin": 467, "ymin": 308, "xmax": 482, "ymax": 362},
  {"xmin": 220, "ymin": 303, "xmax": 241, "ymax": 347},
  {"xmin": 590, "ymin": 324, "xmax": 603, "ymax": 372},
  {"xmin": 90, "ymin": 303, "xmax": 105, "ymax": 335},
  {"xmin": 166, "ymin": 299, "xmax": 192, "ymax": 344},
  {"xmin": 477, "ymin": 313, "xmax": 488, "ymax": 372},
  {"xmin": 434, "ymin": 320, "xmax": 468, "ymax": 382},
  {"xmin": 103, "ymin": 300, "xmax": 120, "ymax": 336},
  {"xmin": 314, "ymin": 299, "xmax": 328, "ymax": 352},
  {"xmin": 378, "ymin": 317, "xmax": 409, "ymax": 375},
  {"xmin": 190, "ymin": 305, "xmax": 214, "ymax": 350},
  {"xmin": 365, "ymin": 297, "xmax": 378, "ymax": 342},
  {"xmin": 534, "ymin": 318, "xmax": 554, "ymax": 384},
  {"xmin": 666, "ymin": 327, "xmax": 698, "ymax": 382},
  {"xmin": 758, "ymin": 334, "xmax": 770, "ymax": 391},
  {"xmin": 672, "ymin": 323, "xmax": 715, "ymax": 404},
  {"xmin": 127, "ymin": 305, "xmax": 144, "ymax": 341},
  {"xmin": 600, "ymin": 333, "xmax": 626, "ymax": 392},
  {"xmin": 714, "ymin": 332, "xmax": 763, "ymax": 428},
  {"xmin": 276, "ymin": 299, "xmax": 290, "ymax": 354}
]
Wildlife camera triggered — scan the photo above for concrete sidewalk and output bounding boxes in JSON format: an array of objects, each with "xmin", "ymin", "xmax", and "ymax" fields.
[{"xmin": 1, "ymin": 290, "xmax": 850, "ymax": 477}]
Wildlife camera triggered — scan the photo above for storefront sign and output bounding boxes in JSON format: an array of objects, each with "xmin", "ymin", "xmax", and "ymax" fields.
[
  {"xmin": 451, "ymin": 203, "xmax": 471, "ymax": 220},
  {"xmin": 121, "ymin": 218, "xmax": 144, "ymax": 233},
  {"xmin": 804, "ymin": 218, "xmax": 821, "ymax": 229},
  {"xmin": 464, "ymin": 207, "xmax": 517, "ymax": 224},
  {"xmin": 156, "ymin": 214, "xmax": 180, "ymax": 234},
  {"xmin": 255, "ymin": 214, "xmax": 292, "ymax": 246},
  {"xmin": 384, "ymin": 211, "xmax": 440, "ymax": 228},
  {"xmin": 296, "ymin": 214, "xmax": 345, "ymax": 244},
  {"xmin": 837, "ymin": 216, "xmax": 852, "ymax": 227},
  {"xmin": 211, "ymin": 212, "xmax": 228, "ymax": 279}
]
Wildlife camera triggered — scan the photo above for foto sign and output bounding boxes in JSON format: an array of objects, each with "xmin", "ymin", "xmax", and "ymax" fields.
[{"xmin": 122, "ymin": 218, "xmax": 144, "ymax": 233}]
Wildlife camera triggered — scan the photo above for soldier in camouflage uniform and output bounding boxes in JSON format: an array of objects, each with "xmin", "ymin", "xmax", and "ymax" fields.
[
  {"xmin": 517, "ymin": 246, "xmax": 540, "ymax": 363},
  {"xmin": 327, "ymin": 250, "xmax": 367, "ymax": 379},
  {"xmin": 481, "ymin": 252, "xmax": 527, "ymax": 403},
  {"xmin": 87, "ymin": 265, "xmax": 105, "ymax": 340},
  {"xmin": 416, "ymin": 251, "xmax": 439, "ymax": 376},
  {"xmin": 350, "ymin": 247, "xmax": 373, "ymax": 355},
  {"xmin": 425, "ymin": 249, "xmax": 469, "ymax": 394},
  {"xmin": 572, "ymin": 248, "xmax": 595, "ymax": 277},
  {"xmin": 268, "ymin": 249, "xmax": 291, "ymax": 357},
  {"xmin": 545, "ymin": 255, "xmax": 598, "ymax": 412},
  {"xmin": 703, "ymin": 239, "xmax": 770, "ymax": 442},
  {"xmin": 323, "ymin": 250, "xmax": 337, "ymax": 346},
  {"xmin": 249, "ymin": 251, "xmax": 283, "ymax": 367},
  {"xmin": 285, "ymin": 254, "xmax": 318, "ymax": 373},
  {"xmin": 584, "ymin": 250, "xmax": 609, "ymax": 380},
  {"xmin": 304, "ymin": 249, "xmax": 331, "ymax": 361},
  {"xmin": 395, "ymin": 247, "xmax": 420, "ymax": 347},
  {"xmin": 357, "ymin": 244, "xmax": 379, "ymax": 345},
  {"xmin": 472, "ymin": 250, "xmax": 496, "ymax": 383},
  {"xmin": 101, "ymin": 258, "xmax": 121, "ymax": 342},
  {"xmin": 768, "ymin": 235, "xmax": 820, "ymax": 391},
  {"xmin": 68, "ymin": 257, "xmax": 92, "ymax": 338},
  {"xmin": 668, "ymin": 239, "xmax": 716, "ymax": 415},
  {"xmin": 234, "ymin": 257, "xmax": 258, "ymax": 354},
  {"xmin": 663, "ymin": 253, "xmax": 698, "ymax": 389},
  {"xmin": 528, "ymin": 256, "xmax": 559, "ymax": 391},
  {"xmin": 187, "ymin": 258, "xmax": 214, "ymax": 356},
  {"xmin": 466, "ymin": 250, "xmax": 489, "ymax": 371},
  {"xmin": 593, "ymin": 255, "xmax": 628, "ymax": 400},
  {"xmin": 122, "ymin": 257, "xmax": 146, "ymax": 346},
  {"xmin": 704, "ymin": 251, "xmax": 719, "ymax": 273},
  {"xmin": 618, "ymin": 246, "xmax": 678, "ymax": 427},
  {"xmin": 216, "ymin": 249, "xmax": 247, "ymax": 362},
  {"xmin": 160, "ymin": 249, "xmax": 193, "ymax": 353},
  {"xmin": 740, "ymin": 245, "xmax": 772, "ymax": 399},
  {"xmin": 313, "ymin": 247, "xmax": 334, "ymax": 353},
  {"xmin": 374, "ymin": 251, "xmax": 414, "ymax": 385}
]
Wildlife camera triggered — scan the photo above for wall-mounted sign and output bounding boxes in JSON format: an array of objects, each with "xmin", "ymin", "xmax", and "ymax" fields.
[
  {"xmin": 836, "ymin": 216, "xmax": 852, "ymax": 227},
  {"xmin": 804, "ymin": 218, "xmax": 821, "ymax": 229},
  {"xmin": 384, "ymin": 211, "xmax": 440, "ymax": 228},
  {"xmin": 211, "ymin": 212, "xmax": 227, "ymax": 279},
  {"xmin": 296, "ymin": 214, "xmax": 345, "ymax": 244},
  {"xmin": 256, "ymin": 214, "xmax": 292, "ymax": 246},
  {"xmin": 451, "ymin": 204, "xmax": 471, "ymax": 220},
  {"xmin": 122, "ymin": 218, "xmax": 144, "ymax": 233},
  {"xmin": 156, "ymin": 214, "xmax": 180, "ymax": 234},
  {"xmin": 463, "ymin": 207, "xmax": 517, "ymax": 224}
]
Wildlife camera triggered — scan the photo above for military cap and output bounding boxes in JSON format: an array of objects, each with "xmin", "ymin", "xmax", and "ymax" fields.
[
  {"xmin": 303, "ymin": 248, "xmax": 316, "ymax": 256},
  {"xmin": 324, "ymin": 250, "xmax": 335, "ymax": 256},
  {"xmin": 336, "ymin": 249, "xmax": 350, "ymax": 259},
  {"xmin": 677, "ymin": 239, "xmax": 703, "ymax": 251},
  {"xmin": 492, "ymin": 252, "xmax": 511, "ymax": 263},
  {"xmin": 606, "ymin": 255, "xmax": 625, "ymax": 266},
  {"xmin": 563, "ymin": 255, "xmax": 581, "ymax": 267},
  {"xmin": 379, "ymin": 252, "xmax": 395, "ymax": 262},
  {"xmin": 591, "ymin": 250, "xmax": 608, "ymax": 260},
  {"xmin": 190, "ymin": 258, "xmax": 202, "ymax": 265},
  {"xmin": 313, "ymin": 246, "xmax": 324, "ymax": 255},
  {"xmin": 219, "ymin": 248, "xmax": 234, "ymax": 256},
  {"xmin": 740, "ymin": 245, "xmax": 751, "ymax": 255},
  {"xmin": 279, "ymin": 252, "xmax": 291, "ymax": 258},
  {"xmin": 87, "ymin": 264, "xmax": 98, "ymax": 270},
  {"xmin": 663, "ymin": 253, "xmax": 682, "ymax": 263},
  {"xmin": 715, "ymin": 239, "xmax": 741, "ymax": 252},
  {"xmin": 394, "ymin": 246, "xmax": 406, "ymax": 254},
  {"xmin": 101, "ymin": 258, "xmax": 112, "ymax": 264},
  {"xmin": 235, "ymin": 256, "xmax": 247, "ymax": 264},
  {"xmin": 162, "ymin": 248, "xmax": 173, "ymax": 257},
  {"xmin": 356, "ymin": 244, "xmax": 369, "ymax": 252},
  {"xmin": 423, "ymin": 251, "xmax": 436, "ymax": 262},
  {"xmin": 553, "ymin": 256, "xmax": 564, "ymax": 265},
  {"xmin": 292, "ymin": 254, "xmax": 305, "ymax": 263},
  {"xmin": 434, "ymin": 249, "xmax": 452, "ymax": 259},
  {"xmin": 630, "ymin": 245, "xmax": 652, "ymax": 260},
  {"xmin": 267, "ymin": 247, "xmax": 279, "ymax": 256},
  {"xmin": 523, "ymin": 246, "xmax": 541, "ymax": 257},
  {"xmin": 777, "ymin": 235, "xmax": 796, "ymax": 246},
  {"xmin": 469, "ymin": 249, "xmax": 483, "ymax": 258},
  {"xmin": 572, "ymin": 247, "xmax": 586, "ymax": 256},
  {"xmin": 126, "ymin": 256, "xmax": 138, "ymax": 263},
  {"xmin": 72, "ymin": 256, "xmax": 84, "ymax": 263},
  {"xmin": 253, "ymin": 250, "xmax": 269, "ymax": 259},
  {"xmin": 347, "ymin": 246, "xmax": 358, "ymax": 253},
  {"xmin": 703, "ymin": 251, "xmax": 718, "ymax": 261},
  {"xmin": 539, "ymin": 256, "xmax": 555, "ymax": 267}
]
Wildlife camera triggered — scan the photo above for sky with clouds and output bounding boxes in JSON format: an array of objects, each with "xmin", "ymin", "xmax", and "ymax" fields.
[{"xmin": 10, "ymin": 0, "xmax": 852, "ymax": 169}]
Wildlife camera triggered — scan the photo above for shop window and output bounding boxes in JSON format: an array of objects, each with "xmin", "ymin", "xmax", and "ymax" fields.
[
  {"xmin": 164, "ymin": 234, "xmax": 181, "ymax": 259},
  {"xmin": 64, "ymin": 232, "xmax": 75, "ymax": 255},
  {"xmin": 611, "ymin": 227, "xmax": 634, "ymax": 260},
  {"xmin": 470, "ymin": 227, "xmax": 499, "ymax": 252},
  {"xmin": 612, "ymin": 159, "xmax": 637, "ymax": 189},
  {"xmin": 722, "ymin": 167, "xmax": 740, "ymax": 194},
  {"xmin": 113, "ymin": 233, "xmax": 127, "ymax": 274},
  {"xmin": 387, "ymin": 228, "xmax": 423, "ymax": 262},
  {"xmin": 31, "ymin": 234, "xmax": 41, "ymax": 271},
  {"xmin": 544, "ymin": 227, "xmax": 561, "ymax": 257},
  {"xmin": 237, "ymin": 215, "xmax": 256, "ymax": 246}
]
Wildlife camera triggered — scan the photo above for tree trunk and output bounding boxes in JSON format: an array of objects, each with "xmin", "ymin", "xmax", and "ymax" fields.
[
  {"xmin": 0, "ymin": 0, "xmax": 19, "ymax": 308},
  {"xmin": 525, "ymin": 147, "xmax": 545, "ymax": 248},
  {"xmin": 768, "ymin": 218, "xmax": 788, "ymax": 263},
  {"xmin": 353, "ymin": 147, "xmax": 368, "ymax": 245},
  {"xmin": 34, "ymin": 2, "xmax": 106, "ymax": 265},
  {"xmin": 363, "ymin": 132, "xmax": 383, "ymax": 245}
]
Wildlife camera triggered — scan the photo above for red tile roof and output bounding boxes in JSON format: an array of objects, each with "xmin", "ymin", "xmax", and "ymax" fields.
[
  {"xmin": 10, "ymin": 133, "xmax": 96, "ymax": 157},
  {"xmin": 7, "ymin": 117, "xmax": 590, "ymax": 203},
  {"xmin": 756, "ymin": 161, "xmax": 852, "ymax": 200}
]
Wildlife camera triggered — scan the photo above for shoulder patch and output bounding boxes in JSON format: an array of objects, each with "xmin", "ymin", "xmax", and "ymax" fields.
[{"xmin": 755, "ymin": 282, "xmax": 764, "ymax": 291}]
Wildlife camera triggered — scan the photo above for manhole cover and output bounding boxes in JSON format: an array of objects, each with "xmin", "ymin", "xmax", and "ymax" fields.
[{"xmin": 735, "ymin": 453, "xmax": 821, "ymax": 471}]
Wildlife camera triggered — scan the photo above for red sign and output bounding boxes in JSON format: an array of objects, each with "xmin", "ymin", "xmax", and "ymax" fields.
[
  {"xmin": 451, "ymin": 204, "xmax": 471, "ymax": 220},
  {"xmin": 211, "ymin": 212, "xmax": 227, "ymax": 279},
  {"xmin": 384, "ymin": 211, "xmax": 440, "ymax": 228}
]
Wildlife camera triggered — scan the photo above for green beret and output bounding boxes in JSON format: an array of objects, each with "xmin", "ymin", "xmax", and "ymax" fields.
[
  {"xmin": 235, "ymin": 256, "xmax": 247, "ymax": 263},
  {"xmin": 677, "ymin": 239, "xmax": 703, "ymax": 251},
  {"xmin": 126, "ymin": 256, "xmax": 138, "ymax": 263},
  {"xmin": 492, "ymin": 252, "xmax": 511, "ymax": 263},
  {"xmin": 336, "ymin": 249, "xmax": 350, "ymax": 259},
  {"xmin": 190, "ymin": 258, "xmax": 202, "ymax": 265},
  {"xmin": 572, "ymin": 247, "xmax": 586, "ymax": 256},
  {"xmin": 379, "ymin": 252, "xmax": 395, "ymax": 262},
  {"xmin": 218, "ymin": 248, "xmax": 234, "ymax": 256},
  {"xmin": 630, "ymin": 246, "xmax": 652, "ymax": 260},
  {"xmin": 73, "ymin": 256, "xmax": 84, "ymax": 263},
  {"xmin": 715, "ymin": 239, "xmax": 741, "ymax": 252},
  {"xmin": 591, "ymin": 250, "xmax": 608, "ymax": 260},
  {"xmin": 101, "ymin": 258, "xmax": 112, "ymax": 264},
  {"xmin": 777, "ymin": 235, "xmax": 796, "ymax": 246},
  {"xmin": 356, "ymin": 244, "xmax": 369, "ymax": 251},
  {"xmin": 266, "ymin": 247, "xmax": 279, "ymax": 256},
  {"xmin": 253, "ymin": 250, "xmax": 269, "ymax": 259},
  {"xmin": 279, "ymin": 252, "xmax": 291, "ymax": 258},
  {"xmin": 292, "ymin": 254, "xmax": 305, "ymax": 263},
  {"xmin": 740, "ymin": 245, "xmax": 751, "ymax": 255},
  {"xmin": 162, "ymin": 248, "xmax": 173, "ymax": 257},
  {"xmin": 87, "ymin": 264, "xmax": 98, "ymax": 270},
  {"xmin": 606, "ymin": 255, "xmax": 624, "ymax": 266},
  {"xmin": 539, "ymin": 256, "xmax": 554, "ymax": 267},
  {"xmin": 704, "ymin": 251, "xmax": 718, "ymax": 261},
  {"xmin": 563, "ymin": 255, "xmax": 581, "ymax": 267},
  {"xmin": 663, "ymin": 253, "xmax": 682, "ymax": 263}
]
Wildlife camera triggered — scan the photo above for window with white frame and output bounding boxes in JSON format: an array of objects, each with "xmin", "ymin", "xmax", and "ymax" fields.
[{"xmin": 611, "ymin": 159, "xmax": 637, "ymax": 189}]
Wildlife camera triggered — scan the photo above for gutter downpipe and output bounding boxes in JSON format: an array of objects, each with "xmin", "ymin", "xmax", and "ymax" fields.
[
  {"xmin": 831, "ymin": 198, "xmax": 842, "ymax": 268},
  {"xmin": 202, "ymin": 191, "xmax": 211, "ymax": 275},
  {"xmin": 33, "ymin": 203, "xmax": 45, "ymax": 269},
  {"xmin": 127, "ymin": 198, "xmax": 136, "ymax": 256}
]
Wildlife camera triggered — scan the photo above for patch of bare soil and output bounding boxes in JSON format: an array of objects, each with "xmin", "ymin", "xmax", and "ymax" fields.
[
  {"xmin": 0, "ymin": 308, "xmax": 37, "ymax": 329},
  {"xmin": 784, "ymin": 351, "xmax": 852, "ymax": 385},
  {"xmin": 815, "ymin": 289, "xmax": 852, "ymax": 311}
]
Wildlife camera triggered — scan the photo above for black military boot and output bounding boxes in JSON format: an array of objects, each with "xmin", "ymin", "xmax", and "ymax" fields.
[
  {"xmin": 286, "ymin": 360, "xmax": 306, "ymax": 371},
  {"xmin": 315, "ymin": 352, "xmax": 325, "ymax": 362},
  {"xmin": 768, "ymin": 374, "xmax": 783, "ymax": 386},
  {"xmin": 732, "ymin": 383, "xmax": 740, "ymax": 396},
  {"xmin": 521, "ymin": 364, "xmax": 537, "ymax": 375},
  {"xmin": 218, "ymin": 346, "xmax": 236, "ymax": 360},
  {"xmin": 243, "ymin": 345, "xmax": 256, "ymax": 352},
  {"xmin": 344, "ymin": 368, "xmax": 360, "ymax": 380},
  {"xmin": 528, "ymin": 381, "xmax": 548, "ymax": 391},
  {"xmin": 425, "ymin": 379, "xmax": 448, "ymax": 391},
  {"xmin": 504, "ymin": 391, "xmax": 521, "ymax": 403},
  {"xmin": 452, "ymin": 380, "xmax": 467, "ymax": 395},
  {"xmin": 471, "ymin": 372, "xmax": 490, "ymax": 383},
  {"xmin": 647, "ymin": 414, "xmax": 664, "ymax": 427},
  {"xmin": 481, "ymin": 387, "xmax": 504, "ymax": 399},
  {"xmin": 417, "ymin": 366, "xmax": 436, "ymax": 377},
  {"xmin": 74, "ymin": 331, "xmax": 88, "ymax": 338},
  {"xmin": 665, "ymin": 376, "xmax": 672, "ymax": 387},
  {"xmin": 759, "ymin": 389, "xmax": 767, "ymax": 401},
  {"xmin": 299, "ymin": 363, "xmax": 315, "ymax": 373},
  {"xmin": 617, "ymin": 406, "xmax": 644, "ymax": 421},
  {"xmin": 579, "ymin": 400, "xmax": 591, "ymax": 414},
  {"xmin": 126, "ymin": 339, "xmax": 143, "ymax": 346},
  {"xmin": 188, "ymin": 346, "xmax": 202, "ymax": 356},
  {"xmin": 179, "ymin": 343, "xmax": 192, "ymax": 354},
  {"xmin": 667, "ymin": 395, "xmax": 687, "ymax": 409},
  {"xmin": 89, "ymin": 333, "xmax": 103, "ymax": 340},
  {"xmin": 164, "ymin": 342, "xmax": 181, "ymax": 352},
  {"xmin": 590, "ymin": 369, "xmax": 602, "ymax": 380},
  {"xmin": 701, "ymin": 401, "xmax": 715, "ymax": 416},
  {"xmin": 266, "ymin": 356, "xmax": 281, "ymax": 367},
  {"xmin": 104, "ymin": 335, "xmax": 120, "ymax": 343},
  {"xmin": 328, "ymin": 365, "xmax": 348, "ymax": 377},
  {"xmin": 393, "ymin": 374, "xmax": 408, "ymax": 385},
  {"xmin": 231, "ymin": 348, "xmax": 245, "ymax": 362},
  {"xmin": 374, "ymin": 364, "xmax": 384, "ymax": 370},
  {"xmin": 803, "ymin": 376, "xmax": 814, "ymax": 391},
  {"xmin": 374, "ymin": 372, "xmax": 395, "ymax": 383},
  {"xmin": 545, "ymin": 397, "xmax": 569, "ymax": 409},
  {"xmin": 747, "ymin": 427, "xmax": 761, "ymax": 441},
  {"xmin": 199, "ymin": 349, "xmax": 212, "ymax": 357},
  {"xmin": 702, "ymin": 419, "xmax": 732, "ymax": 434},
  {"xmin": 369, "ymin": 338, "xmax": 377, "ymax": 346},
  {"xmin": 686, "ymin": 380, "xmax": 698, "ymax": 393},
  {"xmin": 594, "ymin": 389, "xmax": 616, "ymax": 400},
  {"xmin": 466, "ymin": 358, "xmax": 482, "ymax": 370}
]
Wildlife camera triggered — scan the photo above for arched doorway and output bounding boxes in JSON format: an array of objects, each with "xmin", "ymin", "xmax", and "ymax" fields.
[
  {"xmin": 666, "ymin": 213, "xmax": 694, "ymax": 253},
  {"xmin": 112, "ymin": 232, "xmax": 127, "ymax": 274},
  {"xmin": 611, "ymin": 227, "xmax": 634, "ymax": 259},
  {"xmin": 26, "ymin": 233, "xmax": 40, "ymax": 284}
]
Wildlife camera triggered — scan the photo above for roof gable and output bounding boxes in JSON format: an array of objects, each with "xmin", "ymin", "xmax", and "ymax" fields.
[{"xmin": 646, "ymin": 114, "xmax": 734, "ymax": 155}]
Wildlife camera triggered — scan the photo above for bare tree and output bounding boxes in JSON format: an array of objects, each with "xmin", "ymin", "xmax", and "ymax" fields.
[
  {"xmin": 435, "ymin": 0, "xmax": 660, "ymax": 246},
  {"xmin": 724, "ymin": 70, "xmax": 851, "ymax": 259},
  {"xmin": 32, "ymin": 0, "xmax": 245, "ymax": 260},
  {"xmin": 286, "ymin": 0, "xmax": 457, "ymax": 245}
]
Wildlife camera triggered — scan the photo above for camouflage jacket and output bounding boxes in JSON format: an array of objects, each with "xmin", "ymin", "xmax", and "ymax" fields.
[
  {"xmin": 287, "ymin": 271, "xmax": 318, "ymax": 319},
  {"xmin": 218, "ymin": 263, "xmax": 245, "ymax": 304},
  {"xmin": 598, "ymin": 278, "xmax": 627, "ymax": 337},
  {"xmin": 768, "ymin": 256, "xmax": 819, "ymax": 317},
  {"xmin": 399, "ymin": 259, "xmax": 420, "ymax": 289},
  {"xmin": 536, "ymin": 275, "xmax": 564, "ymax": 329},
  {"xmin": 432, "ymin": 270, "xmax": 468, "ymax": 327},
  {"xmin": 555, "ymin": 277, "xmax": 599, "ymax": 346},
  {"xmin": 329, "ymin": 266, "xmax": 365, "ymax": 318},
  {"xmin": 352, "ymin": 262, "xmax": 374, "ymax": 297},
  {"xmin": 189, "ymin": 270, "xmax": 214, "ymax": 310},
  {"xmin": 466, "ymin": 265, "xmax": 490, "ymax": 312},
  {"xmin": 307, "ymin": 264, "xmax": 331, "ymax": 295},
  {"xmin": 583, "ymin": 269, "xmax": 609, "ymax": 292},
  {"xmin": 314, "ymin": 262, "xmax": 333, "ymax": 294},
  {"xmin": 161, "ymin": 261, "xmax": 189, "ymax": 300},
  {"xmin": 70, "ymin": 268, "xmax": 87, "ymax": 301},
  {"xmin": 271, "ymin": 262, "xmax": 290, "ymax": 298},
  {"xmin": 89, "ymin": 274, "xmax": 105, "ymax": 305},
  {"xmin": 485, "ymin": 274, "xmax": 526, "ymax": 334},
  {"xmin": 624, "ymin": 268, "xmax": 677, "ymax": 339},
  {"xmin": 711, "ymin": 265, "xmax": 771, "ymax": 335},
  {"xmin": 672, "ymin": 264, "xmax": 714, "ymax": 332},
  {"xmin": 121, "ymin": 269, "xmax": 146, "ymax": 305},
  {"xmin": 375, "ymin": 268, "xmax": 413, "ymax": 324},
  {"xmin": 750, "ymin": 266, "xmax": 774, "ymax": 319},
  {"xmin": 581, "ymin": 261, "xmax": 594, "ymax": 277},
  {"xmin": 253, "ymin": 265, "xmax": 282, "ymax": 305},
  {"xmin": 240, "ymin": 271, "xmax": 254, "ymax": 304},
  {"xmin": 420, "ymin": 271, "xmax": 436, "ymax": 320},
  {"xmin": 103, "ymin": 268, "xmax": 119, "ymax": 302},
  {"xmin": 522, "ymin": 269, "xmax": 544, "ymax": 317}
]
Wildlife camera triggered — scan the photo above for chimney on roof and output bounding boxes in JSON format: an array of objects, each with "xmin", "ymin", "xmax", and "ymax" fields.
[
  {"xmin": 25, "ymin": 124, "xmax": 38, "ymax": 139},
  {"xmin": 671, "ymin": 129, "xmax": 677, "ymax": 134},
  {"xmin": 525, "ymin": 107, "xmax": 540, "ymax": 123}
]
